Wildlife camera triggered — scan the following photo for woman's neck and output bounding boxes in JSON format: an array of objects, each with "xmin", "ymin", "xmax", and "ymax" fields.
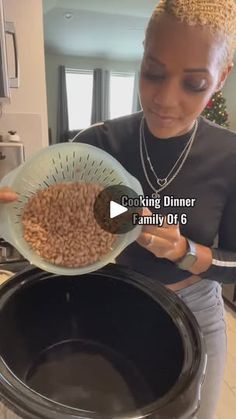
[{"xmin": 144, "ymin": 118, "xmax": 198, "ymax": 141}]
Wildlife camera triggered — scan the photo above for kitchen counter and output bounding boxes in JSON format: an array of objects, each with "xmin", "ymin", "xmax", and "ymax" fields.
[
  {"xmin": 0, "ymin": 402, "xmax": 21, "ymax": 418},
  {"xmin": 0, "ymin": 261, "xmax": 30, "ymax": 274},
  {"xmin": 0, "ymin": 270, "xmax": 13, "ymax": 285}
]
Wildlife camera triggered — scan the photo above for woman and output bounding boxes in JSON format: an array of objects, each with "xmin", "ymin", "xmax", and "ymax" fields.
[
  {"xmin": 72, "ymin": 1, "xmax": 236, "ymax": 418},
  {"xmin": 1, "ymin": 0, "xmax": 236, "ymax": 417}
]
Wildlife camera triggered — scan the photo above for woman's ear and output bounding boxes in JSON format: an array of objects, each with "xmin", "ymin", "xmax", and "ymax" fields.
[{"xmin": 216, "ymin": 62, "xmax": 234, "ymax": 91}]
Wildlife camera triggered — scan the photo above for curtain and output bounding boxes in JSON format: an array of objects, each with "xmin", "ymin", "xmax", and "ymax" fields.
[
  {"xmin": 56, "ymin": 65, "xmax": 69, "ymax": 143},
  {"xmin": 91, "ymin": 68, "xmax": 110, "ymax": 124},
  {"xmin": 136, "ymin": 92, "xmax": 142, "ymax": 112}
]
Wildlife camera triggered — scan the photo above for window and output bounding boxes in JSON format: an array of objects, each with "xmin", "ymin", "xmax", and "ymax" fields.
[
  {"xmin": 65, "ymin": 69, "xmax": 93, "ymax": 130},
  {"xmin": 65, "ymin": 69, "xmax": 136, "ymax": 131},
  {"xmin": 109, "ymin": 72, "xmax": 135, "ymax": 119}
]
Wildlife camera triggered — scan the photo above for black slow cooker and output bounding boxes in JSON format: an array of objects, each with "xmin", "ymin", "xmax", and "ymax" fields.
[{"xmin": 0, "ymin": 264, "xmax": 206, "ymax": 418}]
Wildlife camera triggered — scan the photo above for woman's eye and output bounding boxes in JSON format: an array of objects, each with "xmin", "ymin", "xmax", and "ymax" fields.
[
  {"xmin": 142, "ymin": 70, "xmax": 208, "ymax": 92},
  {"xmin": 184, "ymin": 79, "xmax": 208, "ymax": 92}
]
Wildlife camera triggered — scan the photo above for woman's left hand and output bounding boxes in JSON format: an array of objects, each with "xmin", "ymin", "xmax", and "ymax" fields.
[{"xmin": 136, "ymin": 208, "xmax": 188, "ymax": 262}]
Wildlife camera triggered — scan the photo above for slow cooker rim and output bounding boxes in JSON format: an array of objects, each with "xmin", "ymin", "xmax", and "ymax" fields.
[
  {"xmin": 0, "ymin": 356, "xmax": 204, "ymax": 419},
  {"xmin": 0, "ymin": 264, "xmax": 204, "ymax": 390},
  {"xmin": 0, "ymin": 264, "xmax": 206, "ymax": 419}
]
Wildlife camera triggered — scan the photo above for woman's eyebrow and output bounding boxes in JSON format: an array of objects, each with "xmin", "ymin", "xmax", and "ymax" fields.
[
  {"xmin": 184, "ymin": 68, "xmax": 210, "ymax": 73},
  {"xmin": 146, "ymin": 54, "xmax": 210, "ymax": 73}
]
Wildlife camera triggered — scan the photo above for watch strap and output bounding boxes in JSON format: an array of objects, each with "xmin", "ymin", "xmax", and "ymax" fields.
[{"xmin": 176, "ymin": 239, "xmax": 197, "ymax": 270}]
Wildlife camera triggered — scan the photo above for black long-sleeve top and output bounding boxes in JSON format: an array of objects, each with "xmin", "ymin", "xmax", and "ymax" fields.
[{"xmin": 73, "ymin": 111, "xmax": 236, "ymax": 285}]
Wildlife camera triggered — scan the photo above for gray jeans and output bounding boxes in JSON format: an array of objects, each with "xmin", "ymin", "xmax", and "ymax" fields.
[{"xmin": 176, "ymin": 279, "xmax": 227, "ymax": 419}]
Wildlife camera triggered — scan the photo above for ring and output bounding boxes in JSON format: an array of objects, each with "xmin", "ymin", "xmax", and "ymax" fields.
[{"xmin": 147, "ymin": 235, "xmax": 154, "ymax": 248}]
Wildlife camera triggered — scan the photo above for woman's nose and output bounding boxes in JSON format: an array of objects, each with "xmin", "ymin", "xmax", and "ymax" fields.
[{"xmin": 153, "ymin": 78, "xmax": 180, "ymax": 108}]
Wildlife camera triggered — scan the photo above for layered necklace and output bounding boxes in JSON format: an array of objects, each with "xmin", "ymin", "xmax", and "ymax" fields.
[{"xmin": 139, "ymin": 117, "xmax": 199, "ymax": 198}]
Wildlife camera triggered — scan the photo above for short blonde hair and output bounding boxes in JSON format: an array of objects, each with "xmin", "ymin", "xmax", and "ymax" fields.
[{"xmin": 145, "ymin": 0, "xmax": 236, "ymax": 65}]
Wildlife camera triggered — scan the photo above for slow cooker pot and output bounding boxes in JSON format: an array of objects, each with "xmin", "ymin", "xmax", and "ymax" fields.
[{"xmin": 0, "ymin": 264, "xmax": 207, "ymax": 419}]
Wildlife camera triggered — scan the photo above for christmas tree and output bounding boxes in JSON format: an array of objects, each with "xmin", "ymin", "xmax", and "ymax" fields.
[{"xmin": 201, "ymin": 90, "xmax": 229, "ymax": 128}]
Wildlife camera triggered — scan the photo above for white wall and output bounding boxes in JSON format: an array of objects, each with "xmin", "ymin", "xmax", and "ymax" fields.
[
  {"xmin": 0, "ymin": 0, "xmax": 48, "ymax": 158},
  {"xmin": 45, "ymin": 52, "xmax": 140, "ymax": 144}
]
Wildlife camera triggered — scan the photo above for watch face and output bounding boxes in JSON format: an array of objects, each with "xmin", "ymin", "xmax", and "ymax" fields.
[{"xmin": 178, "ymin": 253, "xmax": 197, "ymax": 270}]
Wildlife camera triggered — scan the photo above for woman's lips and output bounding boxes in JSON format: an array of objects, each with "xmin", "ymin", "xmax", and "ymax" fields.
[{"xmin": 149, "ymin": 110, "xmax": 177, "ymax": 128}]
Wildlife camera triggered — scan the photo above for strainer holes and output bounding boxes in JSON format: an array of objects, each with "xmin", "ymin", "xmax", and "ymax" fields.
[{"xmin": 21, "ymin": 193, "xmax": 34, "ymax": 199}]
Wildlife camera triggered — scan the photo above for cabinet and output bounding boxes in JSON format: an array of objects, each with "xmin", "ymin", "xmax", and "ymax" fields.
[
  {"xmin": 222, "ymin": 284, "xmax": 236, "ymax": 310},
  {"xmin": 1, "ymin": 0, "xmax": 48, "ymax": 156}
]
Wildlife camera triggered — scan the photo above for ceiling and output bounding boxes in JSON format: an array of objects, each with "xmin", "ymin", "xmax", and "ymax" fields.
[{"xmin": 43, "ymin": 0, "xmax": 158, "ymax": 61}]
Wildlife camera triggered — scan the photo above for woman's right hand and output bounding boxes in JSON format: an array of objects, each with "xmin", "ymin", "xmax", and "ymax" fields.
[{"xmin": 0, "ymin": 187, "xmax": 18, "ymax": 203}]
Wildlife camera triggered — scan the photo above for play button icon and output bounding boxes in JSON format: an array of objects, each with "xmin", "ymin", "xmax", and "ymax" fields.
[
  {"xmin": 110, "ymin": 201, "xmax": 128, "ymax": 219},
  {"xmin": 94, "ymin": 184, "xmax": 142, "ymax": 234}
]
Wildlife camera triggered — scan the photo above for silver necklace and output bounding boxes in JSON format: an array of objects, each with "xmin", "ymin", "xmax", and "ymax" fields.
[
  {"xmin": 139, "ymin": 117, "xmax": 199, "ymax": 198},
  {"xmin": 142, "ymin": 119, "xmax": 195, "ymax": 187}
]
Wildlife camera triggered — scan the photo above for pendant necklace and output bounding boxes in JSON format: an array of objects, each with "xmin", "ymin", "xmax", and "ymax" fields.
[{"xmin": 139, "ymin": 117, "xmax": 199, "ymax": 198}]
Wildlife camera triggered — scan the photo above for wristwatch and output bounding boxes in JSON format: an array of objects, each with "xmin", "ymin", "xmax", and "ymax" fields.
[{"xmin": 176, "ymin": 238, "xmax": 197, "ymax": 270}]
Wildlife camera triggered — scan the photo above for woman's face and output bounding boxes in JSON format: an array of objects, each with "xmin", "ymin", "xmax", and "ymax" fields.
[{"xmin": 139, "ymin": 13, "xmax": 232, "ymax": 138}]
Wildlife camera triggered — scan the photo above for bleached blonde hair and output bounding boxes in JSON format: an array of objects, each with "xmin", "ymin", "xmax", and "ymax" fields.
[{"xmin": 145, "ymin": 0, "xmax": 236, "ymax": 65}]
